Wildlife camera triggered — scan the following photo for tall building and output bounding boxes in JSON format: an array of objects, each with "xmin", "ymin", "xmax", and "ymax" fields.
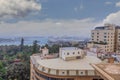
[
  {"xmin": 88, "ymin": 24, "xmax": 120, "ymax": 53},
  {"xmin": 115, "ymin": 27, "xmax": 120, "ymax": 52},
  {"xmin": 30, "ymin": 47, "xmax": 102, "ymax": 80}
]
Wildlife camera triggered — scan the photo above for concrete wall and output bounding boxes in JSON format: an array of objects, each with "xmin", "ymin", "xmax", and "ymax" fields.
[
  {"xmin": 60, "ymin": 49, "xmax": 84, "ymax": 61},
  {"xmin": 49, "ymin": 69, "xmax": 56, "ymax": 75},
  {"xmin": 69, "ymin": 70, "xmax": 76, "ymax": 75},
  {"xmin": 58, "ymin": 70, "xmax": 67, "ymax": 75}
]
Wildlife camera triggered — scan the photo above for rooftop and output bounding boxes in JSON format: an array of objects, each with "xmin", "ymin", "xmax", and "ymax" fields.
[
  {"xmin": 60, "ymin": 47, "xmax": 80, "ymax": 50},
  {"xmin": 92, "ymin": 64, "xmax": 120, "ymax": 80},
  {"xmin": 31, "ymin": 55, "xmax": 101, "ymax": 70},
  {"xmin": 95, "ymin": 26, "xmax": 105, "ymax": 30}
]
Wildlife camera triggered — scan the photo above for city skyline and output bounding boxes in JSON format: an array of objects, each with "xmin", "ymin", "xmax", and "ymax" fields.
[{"xmin": 0, "ymin": 0, "xmax": 120, "ymax": 37}]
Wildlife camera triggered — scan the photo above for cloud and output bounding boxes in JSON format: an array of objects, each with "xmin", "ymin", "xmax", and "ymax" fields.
[
  {"xmin": 74, "ymin": 1, "xmax": 84, "ymax": 12},
  {"xmin": 0, "ymin": 18, "xmax": 99, "ymax": 38},
  {"xmin": 103, "ymin": 11, "xmax": 120, "ymax": 25},
  {"xmin": 116, "ymin": 1, "xmax": 120, "ymax": 7},
  {"xmin": 74, "ymin": 7, "xmax": 78, "ymax": 12},
  {"xmin": 0, "ymin": 0, "xmax": 41, "ymax": 18},
  {"xmin": 80, "ymin": 4, "xmax": 84, "ymax": 10},
  {"xmin": 105, "ymin": 1, "xmax": 112, "ymax": 5}
]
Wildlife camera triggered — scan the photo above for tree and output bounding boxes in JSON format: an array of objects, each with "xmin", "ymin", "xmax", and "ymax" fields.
[
  {"xmin": 20, "ymin": 38, "xmax": 24, "ymax": 51},
  {"xmin": 48, "ymin": 44, "xmax": 60, "ymax": 53},
  {"xmin": 0, "ymin": 61, "xmax": 6, "ymax": 80},
  {"xmin": 32, "ymin": 40, "xmax": 39, "ymax": 54},
  {"xmin": 6, "ymin": 62, "xmax": 30, "ymax": 80}
]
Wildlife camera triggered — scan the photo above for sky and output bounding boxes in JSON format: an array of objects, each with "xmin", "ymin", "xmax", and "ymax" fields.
[{"xmin": 0, "ymin": 0, "xmax": 120, "ymax": 38}]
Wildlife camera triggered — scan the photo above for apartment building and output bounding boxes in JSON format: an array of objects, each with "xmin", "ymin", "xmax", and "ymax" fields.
[
  {"xmin": 30, "ymin": 47, "xmax": 102, "ymax": 80},
  {"xmin": 115, "ymin": 27, "xmax": 120, "ymax": 52},
  {"xmin": 88, "ymin": 24, "xmax": 120, "ymax": 53}
]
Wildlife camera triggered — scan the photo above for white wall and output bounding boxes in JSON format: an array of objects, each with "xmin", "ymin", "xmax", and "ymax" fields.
[{"xmin": 60, "ymin": 48, "xmax": 84, "ymax": 60}]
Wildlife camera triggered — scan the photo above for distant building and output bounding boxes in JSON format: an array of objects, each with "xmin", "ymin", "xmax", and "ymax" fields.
[
  {"xmin": 40, "ymin": 47, "xmax": 49, "ymax": 56},
  {"xmin": 39, "ymin": 47, "xmax": 58, "ymax": 59},
  {"xmin": 30, "ymin": 47, "xmax": 102, "ymax": 80},
  {"xmin": 88, "ymin": 23, "xmax": 120, "ymax": 53}
]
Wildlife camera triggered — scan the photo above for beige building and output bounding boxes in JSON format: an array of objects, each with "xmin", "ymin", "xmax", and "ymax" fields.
[
  {"xmin": 30, "ymin": 47, "xmax": 103, "ymax": 80},
  {"xmin": 88, "ymin": 24, "xmax": 120, "ymax": 53},
  {"xmin": 92, "ymin": 63, "xmax": 120, "ymax": 80},
  {"xmin": 115, "ymin": 27, "xmax": 120, "ymax": 52}
]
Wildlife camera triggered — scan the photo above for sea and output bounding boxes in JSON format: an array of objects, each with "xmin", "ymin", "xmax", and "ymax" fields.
[{"xmin": 0, "ymin": 37, "xmax": 48, "ymax": 46}]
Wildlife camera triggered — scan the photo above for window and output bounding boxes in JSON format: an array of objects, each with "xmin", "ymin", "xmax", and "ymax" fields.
[
  {"xmin": 104, "ymin": 32, "xmax": 106, "ymax": 34},
  {"xmin": 73, "ymin": 52, "xmax": 75, "ymax": 54},
  {"xmin": 104, "ymin": 36, "xmax": 106, "ymax": 38},
  {"xmin": 104, "ymin": 39, "xmax": 106, "ymax": 41},
  {"xmin": 97, "ymin": 36, "xmax": 99, "ymax": 38},
  {"xmin": 78, "ymin": 52, "xmax": 80, "ymax": 54},
  {"xmin": 62, "ymin": 72, "xmax": 65, "ymax": 74},
  {"xmin": 67, "ymin": 53, "xmax": 69, "ymax": 55},
  {"xmin": 81, "ymin": 72, "xmax": 83, "ymax": 74},
  {"xmin": 97, "ymin": 33, "xmax": 99, "ymax": 35},
  {"xmin": 97, "ymin": 39, "xmax": 99, "ymax": 41},
  {"xmin": 42, "ymin": 67, "xmax": 45, "ymax": 71},
  {"xmin": 76, "ymin": 56, "xmax": 81, "ymax": 59}
]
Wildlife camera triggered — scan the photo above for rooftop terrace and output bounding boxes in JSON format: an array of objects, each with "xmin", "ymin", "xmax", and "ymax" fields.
[
  {"xmin": 92, "ymin": 64, "xmax": 120, "ymax": 80},
  {"xmin": 31, "ymin": 55, "xmax": 101, "ymax": 70}
]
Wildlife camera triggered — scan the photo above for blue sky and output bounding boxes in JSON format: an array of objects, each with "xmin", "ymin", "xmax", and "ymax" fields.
[
  {"xmin": 0, "ymin": 0, "xmax": 120, "ymax": 38},
  {"xmin": 11, "ymin": 0, "xmax": 120, "ymax": 21},
  {"xmin": 40, "ymin": 0, "xmax": 117, "ymax": 20}
]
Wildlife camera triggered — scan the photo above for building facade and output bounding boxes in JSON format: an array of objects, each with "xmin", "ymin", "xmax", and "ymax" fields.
[
  {"xmin": 88, "ymin": 24, "xmax": 120, "ymax": 53},
  {"xmin": 59, "ymin": 47, "xmax": 85, "ymax": 61}
]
